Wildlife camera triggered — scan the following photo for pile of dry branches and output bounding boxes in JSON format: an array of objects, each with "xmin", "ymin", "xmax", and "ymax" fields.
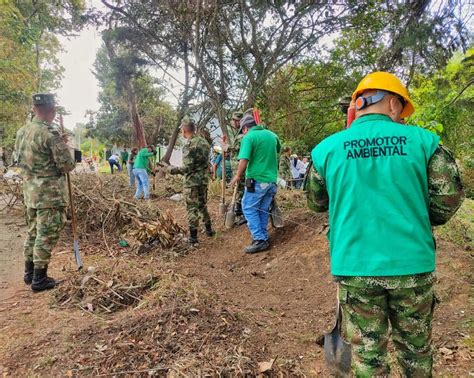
[
  {"xmin": 71, "ymin": 175, "xmax": 186, "ymax": 254},
  {"xmin": 0, "ymin": 171, "xmax": 23, "ymax": 211}
]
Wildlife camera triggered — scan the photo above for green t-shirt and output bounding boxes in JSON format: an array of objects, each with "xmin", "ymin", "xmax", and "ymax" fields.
[
  {"xmin": 133, "ymin": 148, "xmax": 154, "ymax": 170},
  {"xmin": 120, "ymin": 150, "xmax": 129, "ymax": 161},
  {"xmin": 312, "ymin": 114, "xmax": 440, "ymax": 276},
  {"xmin": 238, "ymin": 125, "xmax": 281, "ymax": 183}
]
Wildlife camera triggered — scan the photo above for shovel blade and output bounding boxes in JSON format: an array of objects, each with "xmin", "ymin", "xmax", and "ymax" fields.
[
  {"xmin": 224, "ymin": 208, "xmax": 235, "ymax": 229},
  {"xmin": 270, "ymin": 202, "xmax": 284, "ymax": 228},
  {"xmin": 73, "ymin": 239, "xmax": 83, "ymax": 270},
  {"xmin": 324, "ymin": 326, "xmax": 352, "ymax": 376},
  {"xmin": 219, "ymin": 202, "xmax": 227, "ymax": 216}
]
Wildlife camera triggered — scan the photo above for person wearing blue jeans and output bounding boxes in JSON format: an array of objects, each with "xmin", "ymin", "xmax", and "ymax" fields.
[
  {"xmin": 230, "ymin": 112, "xmax": 281, "ymax": 254},
  {"xmin": 133, "ymin": 168, "xmax": 149, "ymax": 199},
  {"xmin": 242, "ymin": 182, "xmax": 277, "ymax": 243},
  {"xmin": 132, "ymin": 146, "xmax": 155, "ymax": 200}
]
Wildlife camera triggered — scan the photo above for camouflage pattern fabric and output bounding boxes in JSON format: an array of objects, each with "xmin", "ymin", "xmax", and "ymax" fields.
[
  {"xmin": 338, "ymin": 276, "xmax": 436, "ymax": 377},
  {"xmin": 278, "ymin": 154, "xmax": 292, "ymax": 182},
  {"xmin": 184, "ymin": 185, "xmax": 211, "ymax": 228},
  {"xmin": 428, "ymin": 145, "xmax": 465, "ymax": 225},
  {"xmin": 303, "ymin": 161, "xmax": 329, "ymax": 212},
  {"xmin": 229, "ymin": 131, "xmax": 245, "ymax": 213},
  {"xmin": 169, "ymin": 134, "xmax": 211, "ymax": 228},
  {"xmin": 169, "ymin": 134, "xmax": 210, "ymax": 188},
  {"xmin": 13, "ymin": 118, "xmax": 75, "ymax": 208},
  {"xmin": 24, "ymin": 207, "xmax": 67, "ymax": 268},
  {"xmin": 305, "ymin": 145, "xmax": 464, "ymax": 224}
]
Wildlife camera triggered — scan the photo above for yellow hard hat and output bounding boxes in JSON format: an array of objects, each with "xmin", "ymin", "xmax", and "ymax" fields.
[{"xmin": 352, "ymin": 72, "xmax": 415, "ymax": 118}]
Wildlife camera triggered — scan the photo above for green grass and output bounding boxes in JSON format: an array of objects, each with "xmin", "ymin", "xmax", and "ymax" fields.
[{"xmin": 435, "ymin": 198, "xmax": 474, "ymax": 249}]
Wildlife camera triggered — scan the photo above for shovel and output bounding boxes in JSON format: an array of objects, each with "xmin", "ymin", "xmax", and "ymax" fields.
[
  {"xmin": 324, "ymin": 289, "xmax": 351, "ymax": 376},
  {"xmin": 60, "ymin": 114, "xmax": 83, "ymax": 270},
  {"xmin": 269, "ymin": 199, "xmax": 284, "ymax": 228},
  {"xmin": 218, "ymin": 152, "xmax": 227, "ymax": 216},
  {"xmin": 225, "ymin": 185, "xmax": 239, "ymax": 228}
]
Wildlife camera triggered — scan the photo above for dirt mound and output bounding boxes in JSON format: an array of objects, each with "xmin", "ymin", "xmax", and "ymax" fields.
[
  {"xmin": 53, "ymin": 260, "xmax": 159, "ymax": 313},
  {"xmin": 61, "ymin": 273, "xmax": 301, "ymax": 376}
]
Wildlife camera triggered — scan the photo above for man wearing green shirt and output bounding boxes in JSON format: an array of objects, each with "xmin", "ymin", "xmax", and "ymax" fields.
[
  {"xmin": 306, "ymin": 72, "xmax": 464, "ymax": 376},
  {"xmin": 230, "ymin": 113, "xmax": 281, "ymax": 253},
  {"xmin": 133, "ymin": 145, "xmax": 155, "ymax": 200},
  {"xmin": 120, "ymin": 147, "xmax": 129, "ymax": 170}
]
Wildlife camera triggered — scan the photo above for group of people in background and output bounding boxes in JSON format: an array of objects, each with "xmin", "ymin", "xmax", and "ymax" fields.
[
  {"xmin": 278, "ymin": 146, "xmax": 310, "ymax": 189},
  {"xmin": 107, "ymin": 145, "xmax": 155, "ymax": 200}
]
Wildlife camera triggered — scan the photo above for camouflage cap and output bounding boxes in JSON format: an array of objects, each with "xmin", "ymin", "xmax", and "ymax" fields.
[
  {"xmin": 232, "ymin": 111, "xmax": 243, "ymax": 121},
  {"xmin": 32, "ymin": 93, "xmax": 55, "ymax": 106},
  {"xmin": 180, "ymin": 115, "xmax": 195, "ymax": 127},
  {"xmin": 240, "ymin": 113, "xmax": 256, "ymax": 129}
]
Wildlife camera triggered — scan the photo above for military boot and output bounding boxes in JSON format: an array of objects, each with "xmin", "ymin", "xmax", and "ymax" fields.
[
  {"xmin": 188, "ymin": 227, "xmax": 199, "ymax": 245},
  {"xmin": 205, "ymin": 222, "xmax": 215, "ymax": 237},
  {"xmin": 24, "ymin": 260, "xmax": 34, "ymax": 285},
  {"xmin": 31, "ymin": 266, "xmax": 56, "ymax": 292}
]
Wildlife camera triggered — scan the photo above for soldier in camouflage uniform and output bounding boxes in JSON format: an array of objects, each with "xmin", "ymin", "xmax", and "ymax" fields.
[
  {"xmin": 165, "ymin": 117, "xmax": 214, "ymax": 244},
  {"xmin": 13, "ymin": 94, "xmax": 76, "ymax": 292},
  {"xmin": 305, "ymin": 72, "xmax": 464, "ymax": 377},
  {"xmin": 279, "ymin": 146, "xmax": 293, "ymax": 187},
  {"xmin": 225, "ymin": 111, "xmax": 247, "ymax": 225}
]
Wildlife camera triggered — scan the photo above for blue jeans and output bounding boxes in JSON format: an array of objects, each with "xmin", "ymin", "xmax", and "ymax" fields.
[
  {"xmin": 242, "ymin": 182, "xmax": 277, "ymax": 241},
  {"xmin": 127, "ymin": 163, "xmax": 135, "ymax": 186},
  {"xmin": 109, "ymin": 159, "xmax": 121, "ymax": 174},
  {"xmin": 133, "ymin": 168, "xmax": 149, "ymax": 199}
]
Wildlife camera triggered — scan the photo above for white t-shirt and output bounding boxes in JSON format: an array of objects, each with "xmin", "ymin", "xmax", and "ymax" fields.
[
  {"xmin": 109, "ymin": 154, "xmax": 119, "ymax": 162},
  {"xmin": 291, "ymin": 159, "xmax": 305, "ymax": 179},
  {"xmin": 299, "ymin": 162, "xmax": 309, "ymax": 175}
]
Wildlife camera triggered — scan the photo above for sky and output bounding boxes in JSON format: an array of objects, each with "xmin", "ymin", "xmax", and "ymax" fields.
[{"xmin": 57, "ymin": 26, "xmax": 102, "ymax": 130}]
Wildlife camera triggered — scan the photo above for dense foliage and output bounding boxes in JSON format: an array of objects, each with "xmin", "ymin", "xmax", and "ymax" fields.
[{"xmin": 0, "ymin": 0, "xmax": 86, "ymax": 151}]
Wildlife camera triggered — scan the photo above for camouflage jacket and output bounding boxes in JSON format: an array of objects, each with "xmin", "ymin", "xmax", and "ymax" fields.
[
  {"xmin": 278, "ymin": 155, "xmax": 292, "ymax": 181},
  {"xmin": 169, "ymin": 134, "xmax": 210, "ymax": 188},
  {"xmin": 13, "ymin": 118, "xmax": 75, "ymax": 209},
  {"xmin": 305, "ymin": 145, "xmax": 465, "ymax": 225}
]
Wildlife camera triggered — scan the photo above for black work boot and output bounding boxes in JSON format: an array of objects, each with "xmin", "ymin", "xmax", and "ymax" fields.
[
  {"xmin": 188, "ymin": 227, "xmax": 199, "ymax": 245},
  {"xmin": 24, "ymin": 260, "xmax": 34, "ymax": 285},
  {"xmin": 245, "ymin": 240, "xmax": 270, "ymax": 254},
  {"xmin": 31, "ymin": 266, "xmax": 56, "ymax": 292},
  {"xmin": 205, "ymin": 222, "xmax": 215, "ymax": 237}
]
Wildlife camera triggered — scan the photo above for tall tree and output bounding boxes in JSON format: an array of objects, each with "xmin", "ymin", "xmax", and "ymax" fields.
[{"xmin": 0, "ymin": 0, "xmax": 86, "ymax": 153}]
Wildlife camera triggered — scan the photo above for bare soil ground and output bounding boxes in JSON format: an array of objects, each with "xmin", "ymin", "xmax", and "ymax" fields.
[{"xmin": 0, "ymin": 177, "xmax": 472, "ymax": 376}]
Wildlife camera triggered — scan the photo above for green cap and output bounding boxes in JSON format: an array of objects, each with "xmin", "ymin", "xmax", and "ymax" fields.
[
  {"xmin": 232, "ymin": 111, "xmax": 243, "ymax": 121},
  {"xmin": 180, "ymin": 115, "xmax": 195, "ymax": 128},
  {"xmin": 32, "ymin": 93, "xmax": 55, "ymax": 106}
]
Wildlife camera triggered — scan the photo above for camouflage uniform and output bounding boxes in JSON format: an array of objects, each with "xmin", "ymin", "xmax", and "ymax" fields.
[
  {"xmin": 305, "ymin": 145, "xmax": 464, "ymax": 376},
  {"xmin": 278, "ymin": 154, "xmax": 292, "ymax": 184},
  {"xmin": 228, "ymin": 130, "xmax": 245, "ymax": 216},
  {"xmin": 169, "ymin": 134, "xmax": 211, "ymax": 229},
  {"xmin": 13, "ymin": 117, "xmax": 75, "ymax": 269}
]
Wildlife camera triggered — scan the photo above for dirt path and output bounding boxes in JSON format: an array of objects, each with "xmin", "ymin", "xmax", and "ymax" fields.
[
  {"xmin": 0, "ymin": 212, "xmax": 26, "ymax": 302},
  {"xmin": 0, "ymin": 199, "xmax": 472, "ymax": 376}
]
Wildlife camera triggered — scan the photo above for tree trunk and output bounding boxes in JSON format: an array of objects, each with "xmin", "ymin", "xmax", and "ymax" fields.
[{"xmin": 124, "ymin": 80, "xmax": 147, "ymax": 147}]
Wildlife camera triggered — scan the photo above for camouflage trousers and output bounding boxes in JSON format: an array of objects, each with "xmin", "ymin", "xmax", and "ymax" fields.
[
  {"xmin": 234, "ymin": 177, "xmax": 245, "ymax": 216},
  {"xmin": 338, "ymin": 275, "xmax": 436, "ymax": 377},
  {"xmin": 24, "ymin": 207, "xmax": 67, "ymax": 269},
  {"xmin": 184, "ymin": 185, "xmax": 211, "ymax": 229}
]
